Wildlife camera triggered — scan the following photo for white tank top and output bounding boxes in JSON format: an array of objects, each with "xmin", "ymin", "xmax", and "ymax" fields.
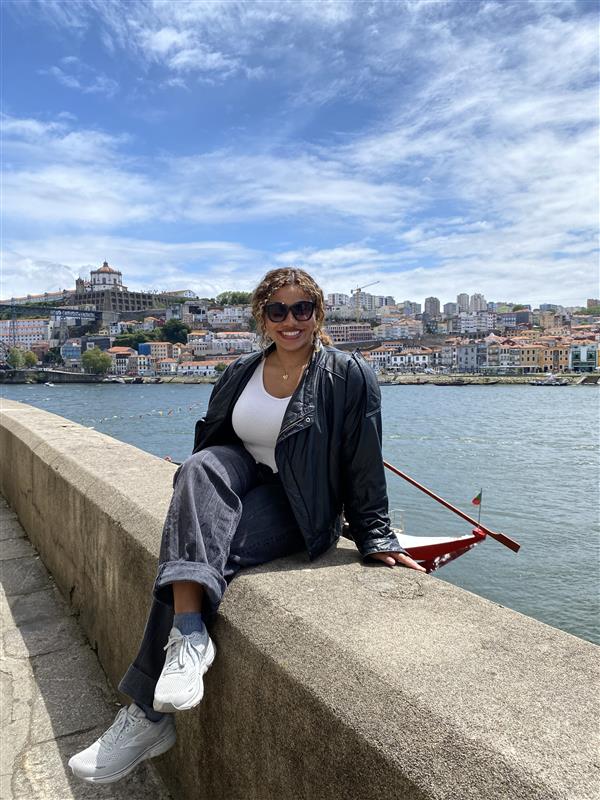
[{"xmin": 231, "ymin": 359, "xmax": 292, "ymax": 472}]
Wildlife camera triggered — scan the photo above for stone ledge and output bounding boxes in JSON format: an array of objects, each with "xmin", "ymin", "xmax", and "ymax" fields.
[{"xmin": 1, "ymin": 399, "xmax": 598, "ymax": 800}]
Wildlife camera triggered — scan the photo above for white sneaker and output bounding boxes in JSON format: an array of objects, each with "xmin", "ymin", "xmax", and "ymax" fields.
[
  {"xmin": 153, "ymin": 626, "xmax": 216, "ymax": 713},
  {"xmin": 68, "ymin": 704, "xmax": 176, "ymax": 784}
]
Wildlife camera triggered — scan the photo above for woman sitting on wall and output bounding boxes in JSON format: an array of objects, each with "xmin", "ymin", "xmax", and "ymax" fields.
[{"xmin": 69, "ymin": 266, "xmax": 425, "ymax": 784}]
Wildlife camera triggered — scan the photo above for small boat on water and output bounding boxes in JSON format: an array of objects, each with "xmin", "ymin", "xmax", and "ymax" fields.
[
  {"xmin": 529, "ymin": 374, "xmax": 569, "ymax": 386},
  {"xmin": 102, "ymin": 376, "xmax": 126, "ymax": 384},
  {"xmin": 44, "ymin": 381, "xmax": 54, "ymax": 387},
  {"xmin": 433, "ymin": 379, "xmax": 467, "ymax": 386},
  {"xmin": 395, "ymin": 528, "xmax": 486, "ymax": 572}
]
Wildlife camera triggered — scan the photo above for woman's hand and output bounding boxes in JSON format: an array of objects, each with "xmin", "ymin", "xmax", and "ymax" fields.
[{"xmin": 369, "ymin": 551, "xmax": 426, "ymax": 572}]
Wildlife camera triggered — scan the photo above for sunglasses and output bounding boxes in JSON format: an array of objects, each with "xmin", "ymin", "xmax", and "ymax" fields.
[{"xmin": 264, "ymin": 300, "xmax": 315, "ymax": 323}]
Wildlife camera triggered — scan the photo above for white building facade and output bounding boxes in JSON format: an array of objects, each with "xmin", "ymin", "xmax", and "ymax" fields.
[{"xmin": 0, "ymin": 319, "xmax": 51, "ymax": 349}]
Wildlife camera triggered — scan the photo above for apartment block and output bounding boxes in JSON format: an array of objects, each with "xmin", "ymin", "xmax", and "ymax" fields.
[
  {"xmin": 148, "ymin": 341, "xmax": 174, "ymax": 360},
  {"xmin": 324, "ymin": 323, "xmax": 375, "ymax": 343},
  {"xmin": 0, "ymin": 318, "xmax": 51, "ymax": 349}
]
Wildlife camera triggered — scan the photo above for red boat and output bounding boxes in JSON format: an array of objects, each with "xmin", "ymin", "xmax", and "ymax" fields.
[
  {"xmin": 394, "ymin": 527, "xmax": 487, "ymax": 573},
  {"xmin": 382, "ymin": 459, "xmax": 520, "ymax": 570}
]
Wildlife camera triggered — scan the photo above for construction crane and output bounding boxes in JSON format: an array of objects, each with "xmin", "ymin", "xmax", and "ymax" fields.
[{"xmin": 350, "ymin": 280, "xmax": 381, "ymax": 322}]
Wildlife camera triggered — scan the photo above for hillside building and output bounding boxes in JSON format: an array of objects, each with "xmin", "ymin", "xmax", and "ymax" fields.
[
  {"xmin": 424, "ymin": 297, "xmax": 441, "ymax": 317},
  {"xmin": 456, "ymin": 293, "xmax": 469, "ymax": 313},
  {"xmin": 72, "ymin": 261, "xmax": 169, "ymax": 313}
]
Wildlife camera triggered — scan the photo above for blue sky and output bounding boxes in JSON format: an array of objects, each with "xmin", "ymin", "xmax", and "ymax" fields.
[{"xmin": 2, "ymin": 0, "xmax": 598, "ymax": 306}]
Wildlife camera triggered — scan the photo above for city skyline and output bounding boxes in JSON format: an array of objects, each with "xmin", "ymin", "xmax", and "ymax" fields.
[
  {"xmin": 4, "ymin": 265, "xmax": 591, "ymax": 312},
  {"xmin": 2, "ymin": 1, "xmax": 598, "ymax": 306}
]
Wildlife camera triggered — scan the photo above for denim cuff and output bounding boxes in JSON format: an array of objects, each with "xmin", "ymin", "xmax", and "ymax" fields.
[
  {"xmin": 154, "ymin": 560, "xmax": 226, "ymax": 620},
  {"xmin": 118, "ymin": 663, "xmax": 160, "ymax": 708}
]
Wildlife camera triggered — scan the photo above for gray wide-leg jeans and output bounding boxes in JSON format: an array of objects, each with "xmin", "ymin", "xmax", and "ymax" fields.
[{"xmin": 119, "ymin": 444, "xmax": 305, "ymax": 707}]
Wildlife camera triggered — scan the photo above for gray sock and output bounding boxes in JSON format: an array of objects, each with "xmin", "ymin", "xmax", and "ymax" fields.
[
  {"xmin": 138, "ymin": 702, "xmax": 166, "ymax": 723},
  {"xmin": 174, "ymin": 611, "xmax": 205, "ymax": 636}
]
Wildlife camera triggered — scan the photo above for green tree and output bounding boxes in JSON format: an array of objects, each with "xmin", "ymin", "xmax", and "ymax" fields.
[
  {"xmin": 82, "ymin": 349, "xmax": 112, "ymax": 375},
  {"xmin": 24, "ymin": 351, "xmax": 38, "ymax": 367},
  {"xmin": 583, "ymin": 305, "xmax": 600, "ymax": 315},
  {"xmin": 214, "ymin": 362, "xmax": 228, "ymax": 373},
  {"xmin": 113, "ymin": 331, "xmax": 152, "ymax": 350},
  {"xmin": 7, "ymin": 348, "xmax": 25, "ymax": 369},
  {"xmin": 216, "ymin": 291, "xmax": 253, "ymax": 305},
  {"xmin": 43, "ymin": 346, "xmax": 64, "ymax": 366},
  {"xmin": 161, "ymin": 319, "xmax": 190, "ymax": 344},
  {"xmin": 512, "ymin": 305, "xmax": 528, "ymax": 311}
]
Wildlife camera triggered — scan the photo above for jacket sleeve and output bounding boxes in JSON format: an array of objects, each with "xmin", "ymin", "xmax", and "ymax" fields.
[
  {"xmin": 192, "ymin": 361, "xmax": 235, "ymax": 453},
  {"xmin": 340, "ymin": 355, "xmax": 407, "ymax": 558}
]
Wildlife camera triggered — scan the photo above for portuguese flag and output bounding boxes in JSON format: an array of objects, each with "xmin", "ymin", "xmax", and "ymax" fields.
[{"xmin": 471, "ymin": 490, "xmax": 482, "ymax": 506}]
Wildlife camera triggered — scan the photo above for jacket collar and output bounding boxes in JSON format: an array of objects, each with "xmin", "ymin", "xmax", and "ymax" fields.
[{"xmin": 241, "ymin": 340, "xmax": 327, "ymax": 440}]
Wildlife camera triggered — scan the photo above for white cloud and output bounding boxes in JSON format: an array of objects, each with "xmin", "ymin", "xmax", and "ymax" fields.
[
  {"xmin": 2, "ymin": 114, "xmax": 128, "ymax": 165},
  {"xmin": 4, "ymin": 165, "xmax": 156, "ymax": 226},
  {"xmin": 1, "ymin": 236, "xmax": 267, "ymax": 300},
  {"xmin": 1, "ymin": 254, "xmax": 78, "ymax": 300},
  {"xmin": 140, "ymin": 25, "xmax": 192, "ymax": 56},
  {"xmin": 2, "ymin": 1, "xmax": 597, "ymax": 307},
  {"xmin": 2, "ymin": 115, "xmax": 420, "ymax": 228},
  {"xmin": 40, "ymin": 57, "xmax": 118, "ymax": 97},
  {"xmin": 273, "ymin": 242, "xmax": 595, "ymax": 307}
]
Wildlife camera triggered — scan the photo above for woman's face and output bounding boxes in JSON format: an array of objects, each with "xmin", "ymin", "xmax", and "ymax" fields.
[{"xmin": 263, "ymin": 283, "xmax": 317, "ymax": 354}]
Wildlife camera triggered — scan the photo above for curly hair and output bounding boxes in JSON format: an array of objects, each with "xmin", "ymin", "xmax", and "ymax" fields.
[{"xmin": 251, "ymin": 267, "xmax": 333, "ymax": 347}]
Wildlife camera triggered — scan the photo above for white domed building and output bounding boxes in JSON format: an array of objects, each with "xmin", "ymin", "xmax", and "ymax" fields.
[
  {"xmin": 73, "ymin": 261, "xmax": 166, "ymax": 313},
  {"xmin": 90, "ymin": 261, "xmax": 126, "ymax": 291}
]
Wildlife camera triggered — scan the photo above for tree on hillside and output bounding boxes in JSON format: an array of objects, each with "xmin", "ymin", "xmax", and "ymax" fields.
[
  {"xmin": 82, "ymin": 349, "xmax": 112, "ymax": 375},
  {"xmin": 43, "ymin": 347, "xmax": 64, "ymax": 366},
  {"xmin": 113, "ymin": 331, "xmax": 154, "ymax": 351},
  {"xmin": 216, "ymin": 291, "xmax": 252, "ymax": 305},
  {"xmin": 583, "ymin": 305, "xmax": 600, "ymax": 315},
  {"xmin": 24, "ymin": 351, "xmax": 38, "ymax": 367},
  {"xmin": 161, "ymin": 319, "xmax": 190, "ymax": 344},
  {"xmin": 7, "ymin": 348, "xmax": 25, "ymax": 369},
  {"xmin": 214, "ymin": 362, "xmax": 228, "ymax": 373}
]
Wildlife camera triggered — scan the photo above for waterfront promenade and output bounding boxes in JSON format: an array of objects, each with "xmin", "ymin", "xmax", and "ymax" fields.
[{"xmin": 0, "ymin": 496, "xmax": 171, "ymax": 800}]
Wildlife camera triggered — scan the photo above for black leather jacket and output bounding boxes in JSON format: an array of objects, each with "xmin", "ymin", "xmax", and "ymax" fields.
[{"xmin": 192, "ymin": 343, "xmax": 404, "ymax": 561}]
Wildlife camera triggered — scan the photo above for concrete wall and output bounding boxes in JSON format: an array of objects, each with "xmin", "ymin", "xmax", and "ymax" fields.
[{"xmin": 1, "ymin": 398, "xmax": 598, "ymax": 800}]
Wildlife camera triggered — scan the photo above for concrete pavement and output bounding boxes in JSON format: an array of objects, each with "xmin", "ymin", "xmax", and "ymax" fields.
[{"xmin": 0, "ymin": 496, "xmax": 172, "ymax": 800}]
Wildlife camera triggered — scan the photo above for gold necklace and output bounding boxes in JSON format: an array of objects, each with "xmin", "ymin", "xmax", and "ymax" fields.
[
  {"xmin": 274, "ymin": 350, "xmax": 312, "ymax": 380},
  {"xmin": 281, "ymin": 361, "xmax": 307, "ymax": 381}
]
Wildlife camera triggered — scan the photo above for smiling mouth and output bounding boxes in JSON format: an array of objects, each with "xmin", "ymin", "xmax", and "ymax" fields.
[{"xmin": 279, "ymin": 330, "xmax": 302, "ymax": 338}]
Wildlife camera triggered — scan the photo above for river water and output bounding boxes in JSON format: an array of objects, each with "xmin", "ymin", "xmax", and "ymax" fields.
[{"xmin": 2, "ymin": 381, "xmax": 598, "ymax": 645}]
